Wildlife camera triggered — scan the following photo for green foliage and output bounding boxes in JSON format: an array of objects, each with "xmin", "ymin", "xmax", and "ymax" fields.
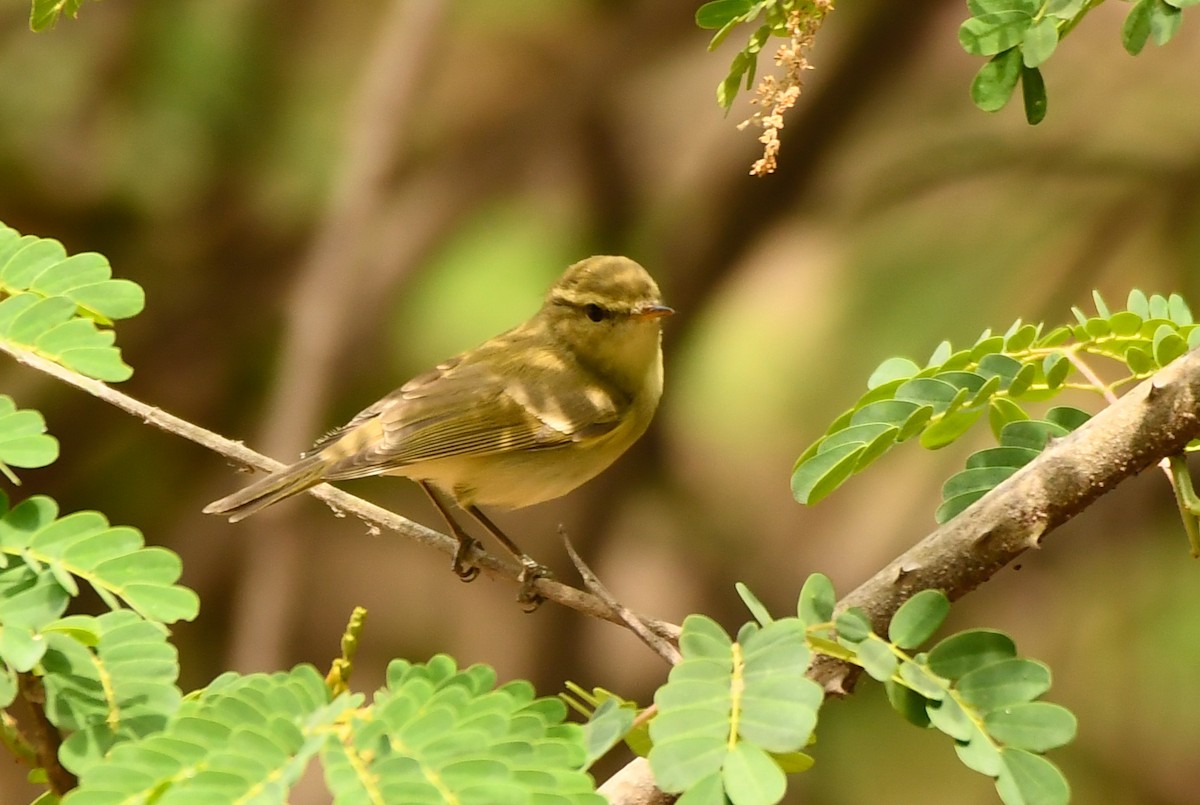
[
  {"xmin": 327, "ymin": 656, "xmax": 602, "ymax": 804},
  {"xmin": 793, "ymin": 290, "xmax": 1196, "ymax": 520},
  {"xmin": 0, "ymin": 224, "xmax": 144, "ymax": 382},
  {"xmin": 0, "ymin": 395, "xmax": 58, "ymax": 484},
  {"xmin": 695, "ymin": 0, "xmax": 827, "ymax": 111},
  {"xmin": 28, "ymin": 0, "xmax": 89, "ymax": 32},
  {"xmin": 43, "ymin": 611, "xmax": 182, "ymax": 776},
  {"xmin": 649, "ymin": 613, "xmax": 822, "ymax": 804},
  {"xmin": 959, "ymin": 0, "xmax": 1197, "ymax": 123},
  {"xmin": 805, "ymin": 578, "xmax": 1075, "ymax": 805},
  {"xmin": 560, "ymin": 682, "xmax": 649, "ymax": 762},
  {"xmin": 60, "ymin": 656, "xmax": 603, "ymax": 804}
]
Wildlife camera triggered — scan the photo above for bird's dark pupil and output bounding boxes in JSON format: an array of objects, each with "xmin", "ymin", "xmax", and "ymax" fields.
[{"xmin": 584, "ymin": 303, "xmax": 607, "ymax": 322}]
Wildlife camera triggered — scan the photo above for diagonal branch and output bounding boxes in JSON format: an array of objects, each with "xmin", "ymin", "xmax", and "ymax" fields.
[
  {"xmin": 0, "ymin": 341, "xmax": 680, "ymax": 639},
  {"xmin": 598, "ymin": 348, "xmax": 1200, "ymax": 802},
  {"xmin": 810, "ymin": 347, "xmax": 1200, "ymax": 692}
]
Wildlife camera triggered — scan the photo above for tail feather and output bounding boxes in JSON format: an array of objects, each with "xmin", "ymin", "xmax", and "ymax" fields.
[{"xmin": 204, "ymin": 456, "xmax": 329, "ymax": 522}]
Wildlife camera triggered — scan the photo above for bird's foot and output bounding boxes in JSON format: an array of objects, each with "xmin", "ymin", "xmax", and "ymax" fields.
[
  {"xmin": 516, "ymin": 558, "xmax": 552, "ymax": 612},
  {"xmin": 451, "ymin": 536, "xmax": 481, "ymax": 582}
]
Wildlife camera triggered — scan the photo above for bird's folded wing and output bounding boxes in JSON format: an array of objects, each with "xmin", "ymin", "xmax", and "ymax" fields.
[{"xmin": 316, "ymin": 354, "xmax": 626, "ymax": 480}]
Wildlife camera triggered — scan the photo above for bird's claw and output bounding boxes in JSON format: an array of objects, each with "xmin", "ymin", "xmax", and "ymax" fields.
[
  {"xmin": 451, "ymin": 537, "xmax": 481, "ymax": 582},
  {"xmin": 516, "ymin": 559, "xmax": 552, "ymax": 612}
]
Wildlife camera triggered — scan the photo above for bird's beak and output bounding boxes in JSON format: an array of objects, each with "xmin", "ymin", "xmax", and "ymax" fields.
[{"xmin": 634, "ymin": 304, "xmax": 674, "ymax": 320}]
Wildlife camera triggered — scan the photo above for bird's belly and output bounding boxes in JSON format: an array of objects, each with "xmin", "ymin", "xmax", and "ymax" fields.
[{"xmin": 390, "ymin": 447, "xmax": 617, "ymax": 509}]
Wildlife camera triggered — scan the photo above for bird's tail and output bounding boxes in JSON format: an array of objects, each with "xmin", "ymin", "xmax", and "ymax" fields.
[{"xmin": 203, "ymin": 455, "xmax": 329, "ymax": 522}]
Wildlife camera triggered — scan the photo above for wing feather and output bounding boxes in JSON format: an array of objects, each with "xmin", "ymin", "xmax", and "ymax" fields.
[{"xmin": 316, "ymin": 343, "xmax": 627, "ymax": 481}]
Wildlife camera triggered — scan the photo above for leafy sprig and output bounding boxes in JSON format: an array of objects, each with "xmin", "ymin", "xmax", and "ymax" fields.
[
  {"xmin": 0, "ymin": 225, "xmax": 143, "ymax": 382},
  {"xmin": 959, "ymin": 0, "xmax": 1197, "ymax": 124},
  {"xmin": 793, "ymin": 290, "xmax": 1197, "ymax": 521},
  {"xmin": 798, "ymin": 575, "xmax": 1075, "ymax": 805}
]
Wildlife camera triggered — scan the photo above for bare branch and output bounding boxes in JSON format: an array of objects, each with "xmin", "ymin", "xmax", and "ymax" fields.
[{"xmin": 561, "ymin": 528, "xmax": 680, "ymax": 665}]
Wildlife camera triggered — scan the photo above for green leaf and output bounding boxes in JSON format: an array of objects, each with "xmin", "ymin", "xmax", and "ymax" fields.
[
  {"xmin": 959, "ymin": 12, "xmax": 1034, "ymax": 56},
  {"xmin": 1127, "ymin": 289, "xmax": 1151, "ymax": 318},
  {"xmin": 888, "ymin": 589, "xmax": 950, "ymax": 649},
  {"xmin": 856, "ymin": 636, "xmax": 899, "ymax": 682},
  {"xmin": 1000, "ymin": 419, "xmax": 1068, "ymax": 451},
  {"xmin": 1041, "ymin": 353, "xmax": 1070, "ymax": 389},
  {"xmin": 1152, "ymin": 323, "xmax": 1187, "ymax": 366},
  {"xmin": 927, "ymin": 693, "xmax": 974, "ymax": 742},
  {"xmin": 1167, "ymin": 292, "xmax": 1194, "ymax": 324},
  {"xmin": 791, "ymin": 443, "xmax": 859, "ymax": 504},
  {"xmin": 967, "ymin": 446, "xmax": 1040, "ymax": 469},
  {"xmin": 985, "ymin": 702, "xmax": 1077, "ymax": 751},
  {"xmin": 29, "ymin": 0, "xmax": 85, "ymax": 31},
  {"xmin": 696, "ymin": 0, "xmax": 755, "ymax": 29},
  {"xmin": 581, "ymin": 698, "xmax": 636, "ymax": 768},
  {"xmin": 971, "ymin": 49, "xmax": 1024, "ymax": 111},
  {"xmin": 1043, "ymin": 406, "xmax": 1089, "ymax": 432},
  {"xmin": 1045, "ymin": 0, "xmax": 1087, "ymax": 17},
  {"xmin": 898, "ymin": 660, "xmax": 946, "ymax": 701},
  {"xmin": 679, "ymin": 614, "xmax": 734, "ymax": 660},
  {"xmin": 0, "ymin": 295, "xmax": 133, "ymax": 382},
  {"xmin": 797, "ymin": 573, "xmax": 835, "ymax": 627},
  {"xmin": 1021, "ymin": 18, "xmax": 1058, "ymax": 67},
  {"xmin": 834, "ymin": 608, "xmax": 871, "ymax": 643},
  {"xmin": 722, "ymin": 742, "xmax": 785, "ymax": 805},
  {"xmin": 895, "ymin": 378, "xmax": 961, "ymax": 414},
  {"xmin": 1149, "ymin": 0, "xmax": 1182, "ymax": 45},
  {"xmin": 942, "ymin": 466, "xmax": 1019, "ymax": 499},
  {"xmin": 928, "ymin": 630, "xmax": 1017, "ymax": 679},
  {"xmin": 995, "ymin": 748, "xmax": 1071, "ymax": 805},
  {"xmin": 1021, "ymin": 66, "xmax": 1047, "ymax": 125},
  {"xmin": 0, "ymin": 499, "xmax": 198, "ymax": 624},
  {"xmin": 921, "ymin": 406, "xmax": 986, "ymax": 449},
  {"xmin": 0, "ymin": 396, "xmax": 59, "ymax": 479},
  {"xmin": 45, "ymin": 611, "xmax": 182, "ymax": 776},
  {"xmin": 936, "ymin": 490, "xmax": 989, "ymax": 524},
  {"xmin": 868, "ymin": 357, "xmax": 920, "ymax": 388},
  {"xmin": 956, "ymin": 734, "xmax": 1004, "ymax": 776},
  {"xmin": 957, "ymin": 659, "xmax": 1052, "ymax": 711},
  {"xmin": 1122, "ymin": 0, "xmax": 1155, "ymax": 54},
  {"xmin": 739, "ymin": 620, "xmax": 820, "ymax": 751},
  {"xmin": 885, "ymin": 678, "xmax": 931, "ymax": 728},
  {"xmin": 736, "ymin": 582, "xmax": 774, "ymax": 626},
  {"xmin": 1125, "ymin": 344, "xmax": 1155, "ymax": 374}
]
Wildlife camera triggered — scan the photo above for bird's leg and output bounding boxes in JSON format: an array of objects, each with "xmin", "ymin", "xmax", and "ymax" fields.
[
  {"xmin": 464, "ymin": 505, "xmax": 551, "ymax": 610},
  {"xmin": 418, "ymin": 481, "xmax": 480, "ymax": 582}
]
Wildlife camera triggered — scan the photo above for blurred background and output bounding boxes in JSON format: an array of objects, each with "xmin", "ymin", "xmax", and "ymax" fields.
[{"xmin": 2, "ymin": 0, "xmax": 1200, "ymax": 802}]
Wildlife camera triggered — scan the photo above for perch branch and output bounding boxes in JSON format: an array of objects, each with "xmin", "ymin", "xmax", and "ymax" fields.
[{"xmin": 0, "ymin": 342, "xmax": 680, "ymax": 638}]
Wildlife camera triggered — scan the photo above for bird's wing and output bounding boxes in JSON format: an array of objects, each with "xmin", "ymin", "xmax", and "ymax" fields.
[{"xmin": 314, "ymin": 349, "xmax": 627, "ymax": 481}]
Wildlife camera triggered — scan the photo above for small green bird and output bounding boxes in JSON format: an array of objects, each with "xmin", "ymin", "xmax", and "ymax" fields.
[{"xmin": 205, "ymin": 255, "xmax": 672, "ymax": 600}]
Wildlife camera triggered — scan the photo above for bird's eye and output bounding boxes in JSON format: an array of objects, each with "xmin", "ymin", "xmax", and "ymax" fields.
[{"xmin": 584, "ymin": 303, "xmax": 608, "ymax": 322}]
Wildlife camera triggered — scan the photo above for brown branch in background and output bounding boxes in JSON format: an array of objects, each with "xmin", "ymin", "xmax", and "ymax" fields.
[
  {"xmin": 0, "ymin": 341, "xmax": 681, "ymax": 639},
  {"xmin": 15, "ymin": 673, "xmax": 75, "ymax": 795},
  {"xmin": 229, "ymin": 0, "xmax": 449, "ymax": 672}
]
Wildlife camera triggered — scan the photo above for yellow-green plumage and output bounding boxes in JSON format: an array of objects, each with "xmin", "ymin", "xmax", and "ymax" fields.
[{"xmin": 204, "ymin": 255, "xmax": 671, "ymax": 523}]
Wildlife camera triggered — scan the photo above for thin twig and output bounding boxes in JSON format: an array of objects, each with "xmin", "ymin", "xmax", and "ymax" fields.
[
  {"xmin": 0, "ymin": 341, "xmax": 679, "ymax": 635},
  {"xmin": 560, "ymin": 527, "xmax": 681, "ymax": 665},
  {"xmin": 16, "ymin": 672, "xmax": 76, "ymax": 795}
]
